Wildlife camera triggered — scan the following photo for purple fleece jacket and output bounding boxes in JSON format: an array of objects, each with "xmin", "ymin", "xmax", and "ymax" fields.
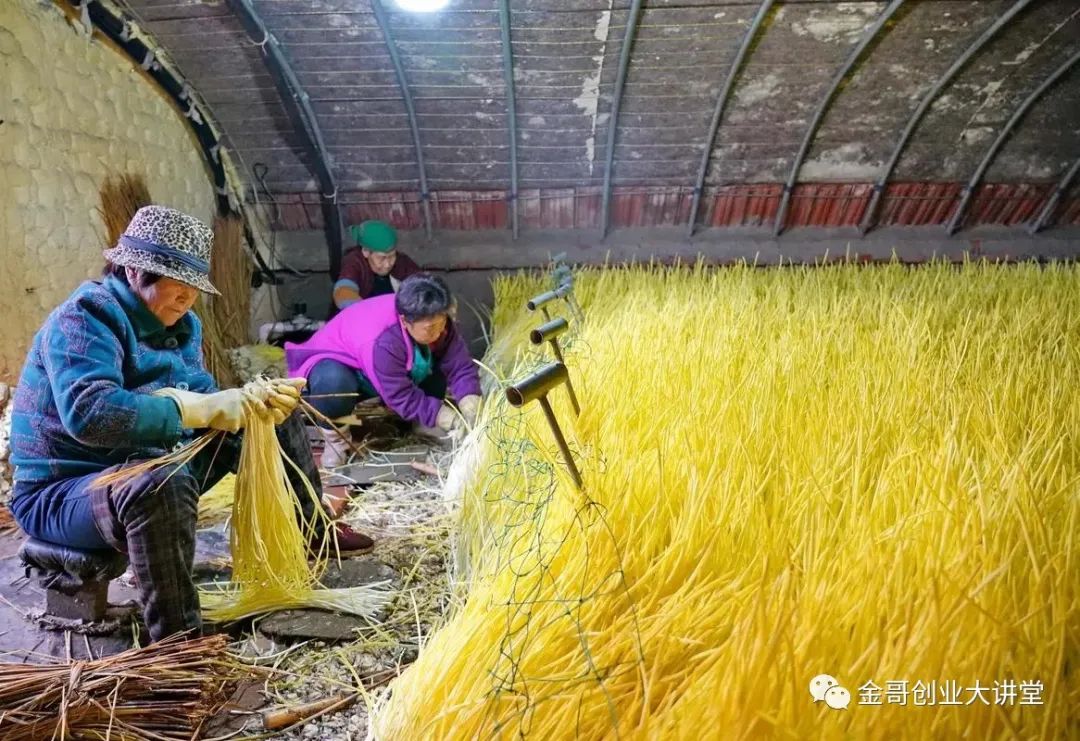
[{"xmin": 285, "ymin": 294, "xmax": 480, "ymax": 427}]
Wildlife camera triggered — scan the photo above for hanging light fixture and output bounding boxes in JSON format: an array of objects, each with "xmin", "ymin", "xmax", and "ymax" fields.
[{"xmin": 394, "ymin": 0, "xmax": 449, "ymax": 11}]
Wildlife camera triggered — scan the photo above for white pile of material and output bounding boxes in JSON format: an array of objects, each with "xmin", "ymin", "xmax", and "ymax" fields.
[
  {"xmin": 228, "ymin": 344, "xmax": 287, "ymax": 384},
  {"xmin": 0, "ymin": 383, "xmax": 12, "ymax": 503}
]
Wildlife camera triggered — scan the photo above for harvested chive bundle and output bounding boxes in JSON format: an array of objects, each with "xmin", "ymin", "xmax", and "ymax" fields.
[
  {"xmin": 92, "ymin": 384, "xmax": 391, "ymax": 623},
  {"xmin": 201, "ymin": 385, "xmax": 390, "ymax": 622}
]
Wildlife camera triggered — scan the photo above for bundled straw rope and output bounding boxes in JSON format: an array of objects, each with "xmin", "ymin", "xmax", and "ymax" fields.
[
  {"xmin": 198, "ymin": 216, "xmax": 252, "ymax": 388},
  {"xmin": 97, "ymin": 173, "xmax": 150, "ymax": 248},
  {"xmin": 0, "ymin": 635, "xmax": 254, "ymax": 740}
]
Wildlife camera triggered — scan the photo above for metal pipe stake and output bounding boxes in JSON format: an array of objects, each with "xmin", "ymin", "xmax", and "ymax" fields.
[
  {"xmin": 506, "ymin": 362, "xmax": 583, "ymax": 490},
  {"xmin": 538, "ymin": 396, "xmax": 582, "ymax": 489},
  {"xmin": 529, "ymin": 318, "xmax": 581, "ymax": 416}
]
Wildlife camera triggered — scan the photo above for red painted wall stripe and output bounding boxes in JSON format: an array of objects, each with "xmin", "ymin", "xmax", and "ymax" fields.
[{"xmin": 267, "ymin": 183, "xmax": 1079, "ymax": 232}]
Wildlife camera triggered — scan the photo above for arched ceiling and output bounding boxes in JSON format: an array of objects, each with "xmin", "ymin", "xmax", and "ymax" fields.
[{"xmin": 86, "ymin": 0, "xmax": 1080, "ymax": 232}]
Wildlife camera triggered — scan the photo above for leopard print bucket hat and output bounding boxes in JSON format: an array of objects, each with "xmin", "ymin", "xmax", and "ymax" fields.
[{"xmin": 103, "ymin": 205, "xmax": 219, "ymax": 295}]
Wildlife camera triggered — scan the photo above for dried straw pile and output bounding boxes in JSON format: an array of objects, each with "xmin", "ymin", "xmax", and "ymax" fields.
[
  {"xmin": 197, "ymin": 216, "xmax": 252, "ymax": 388},
  {"xmin": 0, "ymin": 635, "xmax": 254, "ymax": 740},
  {"xmin": 97, "ymin": 173, "xmax": 150, "ymax": 247},
  {"xmin": 0, "ymin": 504, "xmax": 16, "ymax": 535}
]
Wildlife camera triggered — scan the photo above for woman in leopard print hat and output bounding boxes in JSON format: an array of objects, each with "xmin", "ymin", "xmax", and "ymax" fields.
[
  {"xmin": 102, "ymin": 203, "xmax": 220, "ymax": 295},
  {"xmin": 8, "ymin": 205, "xmax": 372, "ymax": 643}
]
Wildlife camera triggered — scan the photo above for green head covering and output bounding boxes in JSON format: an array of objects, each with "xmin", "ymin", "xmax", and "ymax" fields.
[{"xmin": 349, "ymin": 220, "xmax": 397, "ymax": 253}]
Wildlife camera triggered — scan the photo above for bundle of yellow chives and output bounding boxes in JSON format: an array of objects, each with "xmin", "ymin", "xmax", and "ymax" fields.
[
  {"xmin": 197, "ymin": 473, "xmax": 235, "ymax": 526},
  {"xmin": 374, "ymin": 259, "xmax": 1080, "ymax": 739},
  {"xmin": 201, "ymin": 396, "xmax": 391, "ymax": 622},
  {"xmin": 91, "ymin": 386, "xmax": 391, "ymax": 620}
]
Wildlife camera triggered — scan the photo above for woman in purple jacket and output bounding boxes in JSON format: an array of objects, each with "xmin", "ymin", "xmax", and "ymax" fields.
[{"xmin": 286, "ymin": 273, "xmax": 482, "ymax": 467}]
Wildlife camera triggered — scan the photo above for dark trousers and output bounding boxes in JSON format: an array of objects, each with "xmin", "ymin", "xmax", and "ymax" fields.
[
  {"xmin": 305, "ymin": 358, "xmax": 446, "ymax": 428},
  {"xmin": 10, "ymin": 412, "xmax": 322, "ymax": 641},
  {"xmin": 305, "ymin": 359, "xmax": 375, "ymax": 426}
]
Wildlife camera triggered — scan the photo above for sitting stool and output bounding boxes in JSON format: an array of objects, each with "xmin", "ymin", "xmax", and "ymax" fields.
[{"xmin": 18, "ymin": 538, "xmax": 128, "ymax": 623}]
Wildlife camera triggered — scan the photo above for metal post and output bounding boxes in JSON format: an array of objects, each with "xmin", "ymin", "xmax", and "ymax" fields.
[
  {"xmin": 860, "ymin": 0, "xmax": 1035, "ymax": 234},
  {"xmin": 497, "ymin": 0, "xmax": 520, "ymax": 239},
  {"xmin": 600, "ymin": 0, "xmax": 645, "ymax": 238},
  {"xmin": 773, "ymin": 0, "xmax": 906, "ymax": 236},
  {"xmin": 370, "ymin": 0, "xmax": 433, "ymax": 239},
  {"xmin": 228, "ymin": 0, "xmax": 345, "ymax": 277},
  {"xmin": 687, "ymin": 0, "xmax": 775, "ymax": 237},
  {"xmin": 538, "ymin": 396, "xmax": 583, "ymax": 489},
  {"xmin": 530, "ymin": 318, "xmax": 581, "ymax": 416},
  {"xmin": 1028, "ymin": 155, "xmax": 1080, "ymax": 235},
  {"xmin": 947, "ymin": 49, "xmax": 1080, "ymax": 235},
  {"xmin": 506, "ymin": 362, "xmax": 582, "ymax": 489}
]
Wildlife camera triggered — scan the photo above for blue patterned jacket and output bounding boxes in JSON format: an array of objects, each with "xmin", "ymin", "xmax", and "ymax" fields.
[{"xmin": 10, "ymin": 275, "xmax": 217, "ymax": 483}]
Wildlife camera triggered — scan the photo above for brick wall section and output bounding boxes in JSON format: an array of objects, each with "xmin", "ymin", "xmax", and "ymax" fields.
[{"xmin": 0, "ymin": 0, "xmax": 215, "ymax": 383}]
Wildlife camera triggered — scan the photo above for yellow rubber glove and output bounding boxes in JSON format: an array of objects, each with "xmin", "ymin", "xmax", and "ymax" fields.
[
  {"xmin": 263, "ymin": 378, "xmax": 306, "ymax": 424},
  {"xmin": 154, "ymin": 387, "xmax": 256, "ymax": 433}
]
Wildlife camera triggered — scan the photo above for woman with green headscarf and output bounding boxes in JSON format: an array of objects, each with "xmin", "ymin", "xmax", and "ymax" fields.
[{"xmin": 332, "ymin": 220, "xmax": 421, "ymax": 309}]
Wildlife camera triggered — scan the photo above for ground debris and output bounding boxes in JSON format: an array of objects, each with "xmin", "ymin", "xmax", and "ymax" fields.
[{"xmin": 240, "ymin": 447, "xmax": 457, "ymax": 739}]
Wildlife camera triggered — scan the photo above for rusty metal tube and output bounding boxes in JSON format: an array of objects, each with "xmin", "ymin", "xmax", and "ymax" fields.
[
  {"xmin": 505, "ymin": 362, "xmax": 568, "ymax": 407},
  {"xmin": 530, "ymin": 317, "xmax": 570, "ymax": 345},
  {"xmin": 538, "ymin": 396, "xmax": 583, "ymax": 489},
  {"xmin": 526, "ymin": 283, "xmax": 573, "ymax": 312}
]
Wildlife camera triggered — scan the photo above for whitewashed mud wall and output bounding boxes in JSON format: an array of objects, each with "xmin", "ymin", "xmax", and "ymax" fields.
[{"xmin": 0, "ymin": 0, "xmax": 215, "ymax": 382}]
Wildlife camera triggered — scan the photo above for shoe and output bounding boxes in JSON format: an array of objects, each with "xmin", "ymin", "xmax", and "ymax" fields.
[
  {"xmin": 312, "ymin": 522, "xmax": 374, "ymax": 558},
  {"xmin": 319, "ymin": 425, "xmax": 353, "ymax": 470}
]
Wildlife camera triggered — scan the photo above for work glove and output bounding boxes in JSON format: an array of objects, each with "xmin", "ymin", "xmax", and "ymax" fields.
[
  {"xmin": 263, "ymin": 377, "xmax": 306, "ymax": 424},
  {"xmin": 155, "ymin": 386, "xmax": 261, "ymax": 433},
  {"xmin": 435, "ymin": 403, "xmax": 460, "ymax": 433},
  {"xmin": 458, "ymin": 395, "xmax": 482, "ymax": 426}
]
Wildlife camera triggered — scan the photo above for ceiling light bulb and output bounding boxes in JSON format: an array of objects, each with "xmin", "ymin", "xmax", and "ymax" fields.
[{"xmin": 394, "ymin": 0, "xmax": 449, "ymax": 12}]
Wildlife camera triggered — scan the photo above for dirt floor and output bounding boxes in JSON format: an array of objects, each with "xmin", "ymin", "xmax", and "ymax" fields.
[
  {"xmin": 252, "ymin": 444, "xmax": 456, "ymax": 740},
  {"xmin": 0, "ymin": 428, "xmax": 457, "ymax": 739}
]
